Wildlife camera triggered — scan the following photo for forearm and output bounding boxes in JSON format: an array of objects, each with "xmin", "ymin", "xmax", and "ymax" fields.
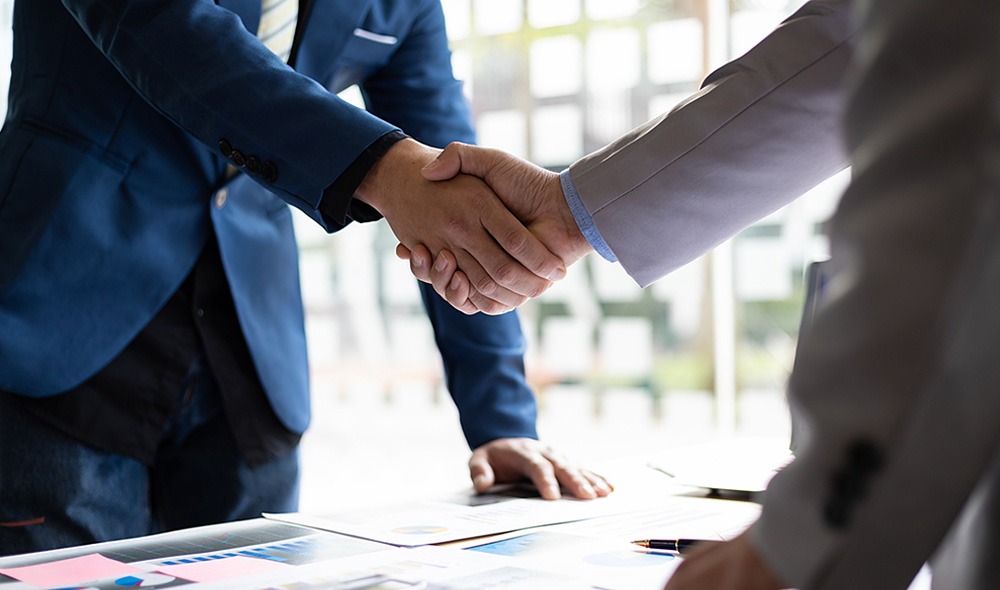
[
  {"xmin": 418, "ymin": 282, "xmax": 538, "ymax": 448},
  {"xmin": 569, "ymin": 0, "xmax": 856, "ymax": 286},
  {"xmin": 60, "ymin": 0, "xmax": 397, "ymax": 229}
]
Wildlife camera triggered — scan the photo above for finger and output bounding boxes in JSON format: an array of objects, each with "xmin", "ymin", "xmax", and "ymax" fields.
[
  {"xmin": 467, "ymin": 288, "xmax": 517, "ymax": 316},
  {"xmin": 420, "ymin": 142, "xmax": 474, "ymax": 181},
  {"xmin": 468, "ymin": 448, "xmax": 496, "ymax": 493},
  {"xmin": 583, "ymin": 469, "xmax": 615, "ymax": 496},
  {"xmin": 428, "ymin": 250, "xmax": 459, "ymax": 298},
  {"xmin": 501, "ymin": 447, "xmax": 560, "ymax": 500},
  {"xmin": 421, "ymin": 142, "xmax": 507, "ymax": 183},
  {"xmin": 525, "ymin": 456, "xmax": 561, "ymax": 500},
  {"xmin": 395, "ymin": 243, "xmax": 413, "ymax": 261},
  {"xmin": 429, "ymin": 248, "xmax": 515, "ymax": 313},
  {"xmin": 446, "ymin": 271, "xmax": 475, "ymax": 312},
  {"xmin": 452, "ymin": 247, "xmax": 531, "ymax": 310},
  {"xmin": 425, "ymin": 148, "xmax": 567, "ymax": 286},
  {"xmin": 429, "ymin": 253, "xmax": 481, "ymax": 311},
  {"xmin": 428, "ymin": 253, "xmax": 478, "ymax": 310},
  {"xmin": 428, "ymin": 253, "xmax": 480, "ymax": 314},
  {"xmin": 539, "ymin": 450, "xmax": 596, "ymax": 500},
  {"xmin": 404, "ymin": 244, "xmax": 434, "ymax": 283},
  {"xmin": 480, "ymin": 207, "xmax": 566, "ymax": 285}
]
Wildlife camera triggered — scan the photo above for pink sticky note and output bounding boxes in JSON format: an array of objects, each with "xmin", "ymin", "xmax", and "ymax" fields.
[
  {"xmin": 0, "ymin": 553, "xmax": 143, "ymax": 587},
  {"xmin": 156, "ymin": 555, "xmax": 292, "ymax": 583}
]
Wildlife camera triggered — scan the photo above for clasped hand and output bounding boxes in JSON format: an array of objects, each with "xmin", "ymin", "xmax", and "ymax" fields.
[
  {"xmin": 387, "ymin": 142, "xmax": 595, "ymax": 314},
  {"xmin": 355, "ymin": 139, "xmax": 572, "ymax": 315}
]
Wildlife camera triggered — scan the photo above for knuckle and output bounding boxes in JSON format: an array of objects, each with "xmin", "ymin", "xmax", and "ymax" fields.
[
  {"xmin": 492, "ymin": 263, "xmax": 518, "ymax": 288},
  {"xmin": 475, "ymin": 276, "xmax": 499, "ymax": 297},
  {"xmin": 501, "ymin": 228, "xmax": 530, "ymax": 256},
  {"xmin": 524, "ymin": 280, "xmax": 549, "ymax": 299},
  {"xmin": 471, "ymin": 294, "xmax": 505, "ymax": 316},
  {"xmin": 441, "ymin": 215, "xmax": 471, "ymax": 238},
  {"xmin": 410, "ymin": 262, "xmax": 429, "ymax": 281}
]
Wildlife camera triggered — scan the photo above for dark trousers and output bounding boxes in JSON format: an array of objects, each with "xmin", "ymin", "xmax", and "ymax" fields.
[{"xmin": 0, "ymin": 354, "xmax": 299, "ymax": 557}]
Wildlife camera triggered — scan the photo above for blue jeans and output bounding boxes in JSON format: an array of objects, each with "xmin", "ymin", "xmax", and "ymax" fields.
[{"xmin": 0, "ymin": 357, "xmax": 299, "ymax": 557}]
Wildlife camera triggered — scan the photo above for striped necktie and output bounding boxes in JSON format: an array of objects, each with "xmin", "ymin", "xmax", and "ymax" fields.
[{"xmin": 258, "ymin": 0, "xmax": 298, "ymax": 62}]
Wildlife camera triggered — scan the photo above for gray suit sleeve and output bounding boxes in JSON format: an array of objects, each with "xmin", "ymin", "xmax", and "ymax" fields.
[{"xmin": 568, "ymin": 0, "xmax": 856, "ymax": 286}]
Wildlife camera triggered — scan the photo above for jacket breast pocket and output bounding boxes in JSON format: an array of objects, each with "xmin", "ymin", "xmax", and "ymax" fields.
[
  {"xmin": 0, "ymin": 125, "xmax": 129, "ymax": 288},
  {"xmin": 329, "ymin": 31, "xmax": 400, "ymax": 91},
  {"xmin": 340, "ymin": 29, "xmax": 399, "ymax": 66}
]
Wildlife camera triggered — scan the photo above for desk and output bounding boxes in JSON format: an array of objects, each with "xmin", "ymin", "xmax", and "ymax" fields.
[
  {"xmin": 0, "ymin": 458, "xmax": 761, "ymax": 589},
  {"xmin": 0, "ymin": 455, "xmax": 932, "ymax": 589}
]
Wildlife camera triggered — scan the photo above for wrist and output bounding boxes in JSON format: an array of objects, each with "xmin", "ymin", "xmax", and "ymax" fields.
[
  {"xmin": 546, "ymin": 176, "xmax": 594, "ymax": 262},
  {"xmin": 356, "ymin": 138, "xmax": 439, "ymax": 212},
  {"xmin": 558, "ymin": 170, "xmax": 613, "ymax": 262}
]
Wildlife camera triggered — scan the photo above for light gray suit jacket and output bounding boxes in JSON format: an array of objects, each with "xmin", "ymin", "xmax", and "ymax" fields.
[{"xmin": 568, "ymin": 0, "xmax": 1000, "ymax": 588}]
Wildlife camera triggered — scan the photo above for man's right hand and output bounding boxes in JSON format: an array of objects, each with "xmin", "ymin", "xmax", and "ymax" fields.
[
  {"xmin": 354, "ymin": 139, "xmax": 567, "ymax": 314},
  {"xmin": 398, "ymin": 142, "xmax": 594, "ymax": 313}
]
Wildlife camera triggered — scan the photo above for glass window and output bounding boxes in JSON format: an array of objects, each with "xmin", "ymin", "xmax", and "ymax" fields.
[
  {"xmin": 585, "ymin": 0, "xmax": 641, "ymax": 20},
  {"xmin": 586, "ymin": 27, "xmax": 640, "ymax": 91},
  {"xmin": 473, "ymin": 0, "xmax": 523, "ymax": 36},
  {"xmin": 648, "ymin": 18, "xmax": 704, "ymax": 85},
  {"xmin": 531, "ymin": 104, "xmax": 583, "ymax": 167},
  {"xmin": 530, "ymin": 36, "xmax": 583, "ymax": 98},
  {"xmin": 527, "ymin": 0, "xmax": 581, "ymax": 29},
  {"xmin": 440, "ymin": 0, "xmax": 471, "ymax": 40},
  {"xmin": 476, "ymin": 110, "xmax": 528, "ymax": 158}
]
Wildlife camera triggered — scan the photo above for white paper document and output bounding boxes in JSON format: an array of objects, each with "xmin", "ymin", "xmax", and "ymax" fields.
[
  {"xmin": 459, "ymin": 495, "xmax": 761, "ymax": 590},
  {"xmin": 645, "ymin": 436, "xmax": 793, "ymax": 494},
  {"xmin": 264, "ymin": 485, "xmax": 659, "ymax": 547},
  {"xmin": 193, "ymin": 545, "xmax": 593, "ymax": 590}
]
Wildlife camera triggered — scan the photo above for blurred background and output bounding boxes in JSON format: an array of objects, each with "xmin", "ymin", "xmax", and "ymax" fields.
[{"xmin": 0, "ymin": 0, "xmax": 848, "ymax": 509}]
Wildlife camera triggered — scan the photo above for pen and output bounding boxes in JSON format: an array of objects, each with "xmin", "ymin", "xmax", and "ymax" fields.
[{"xmin": 631, "ymin": 538, "xmax": 724, "ymax": 554}]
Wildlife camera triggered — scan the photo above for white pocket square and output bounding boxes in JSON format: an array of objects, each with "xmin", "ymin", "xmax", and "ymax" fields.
[{"xmin": 353, "ymin": 28, "xmax": 398, "ymax": 45}]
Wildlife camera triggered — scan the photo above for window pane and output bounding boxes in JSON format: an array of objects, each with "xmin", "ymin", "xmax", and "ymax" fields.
[
  {"xmin": 585, "ymin": 0, "xmax": 640, "ymax": 20},
  {"xmin": 648, "ymin": 18, "xmax": 704, "ymax": 85},
  {"xmin": 527, "ymin": 0, "xmax": 580, "ymax": 28},
  {"xmin": 477, "ymin": 110, "xmax": 528, "ymax": 159},
  {"xmin": 531, "ymin": 104, "xmax": 583, "ymax": 167},
  {"xmin": 473, "ymin": 0, "xmax": 523, "ymax": 36},
  {"xmin": 586, "ymin": 28, "xmax": 640, "ymax": 91},
  {"xmin": 530, "ymin": 36, "xmax": 583, "ymax": 98},
  {"xmin": 441, "ymin": 0, "xmax": 471, "ymax": 40}
]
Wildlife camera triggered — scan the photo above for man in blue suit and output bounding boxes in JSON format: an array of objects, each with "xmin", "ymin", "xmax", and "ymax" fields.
[{"xmin": 0, "ymin": 0, "xmax": 610, "ymax": 555}]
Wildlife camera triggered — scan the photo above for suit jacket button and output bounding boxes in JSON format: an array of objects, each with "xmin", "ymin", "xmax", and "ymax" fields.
[
  {"xmin": 246, "ymin": 156, "xmax": 262, "ymax": 174},
  {"xmin": 823, "ymin": 498, "xmax": 850, "ymax": 529},
  {"xmin": 214, "ymin": 187, "xmax": 228, "ymax": 209},
  {"xmin": 218, "ymin": 139, "xmax": 234, "ymax": 158},
  {"xmin": 848, "ymin": 440, "xmax": 884, "ymax": 474},
  {"xmin": 262, "ymin": 161, "xmax": 278, "ymax": 183},
  {"xmin": 832, "ymin": 469, "xmax": 864, "ymax": 500},
  {"xmin": 230, "ymin": 150, "xmax": 247, "ymax": 168}
]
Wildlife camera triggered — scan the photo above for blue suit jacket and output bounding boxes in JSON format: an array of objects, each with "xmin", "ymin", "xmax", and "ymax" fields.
[{"xmin": 0, "ymin": 0, "xmax": 537, "ymax": 448}]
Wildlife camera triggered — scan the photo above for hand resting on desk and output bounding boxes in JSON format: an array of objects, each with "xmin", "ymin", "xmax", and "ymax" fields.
[{"xmin": 470, "ymin": 437, "xmax": 613, "ymax": 500}]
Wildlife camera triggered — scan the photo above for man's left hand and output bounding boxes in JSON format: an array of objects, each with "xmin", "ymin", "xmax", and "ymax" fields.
[{"xmin": 469, "ymin": 438, "xmax": 613, "ymax": 500}]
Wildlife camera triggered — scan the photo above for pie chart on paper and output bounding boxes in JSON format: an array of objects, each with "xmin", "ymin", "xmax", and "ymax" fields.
[{"xmin": 113, "ymin": 573, "xmax": 177, "ymax": 587}]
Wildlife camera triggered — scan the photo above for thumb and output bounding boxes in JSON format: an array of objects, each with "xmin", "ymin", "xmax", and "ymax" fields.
[
  {"xmin": 469, "ymin": 449, "xmax": 497, "ymax": 493},
  {"xmin": 421, "ymin": 142, "xmax": 505, "ymax": 182},
  {"xmin": 421, "ymin": 142, "xmax": 468, "ymax": 181}
]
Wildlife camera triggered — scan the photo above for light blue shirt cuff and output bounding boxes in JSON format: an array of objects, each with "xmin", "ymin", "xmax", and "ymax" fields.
[{"xmin": 560, "ymin": 169, "xmax": 617, "ymax": 262}]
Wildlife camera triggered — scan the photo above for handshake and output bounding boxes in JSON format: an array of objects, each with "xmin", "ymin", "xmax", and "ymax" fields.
[{"xmin": 355, "ymin": 139, "xmax": 596, "ymax": 316}]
